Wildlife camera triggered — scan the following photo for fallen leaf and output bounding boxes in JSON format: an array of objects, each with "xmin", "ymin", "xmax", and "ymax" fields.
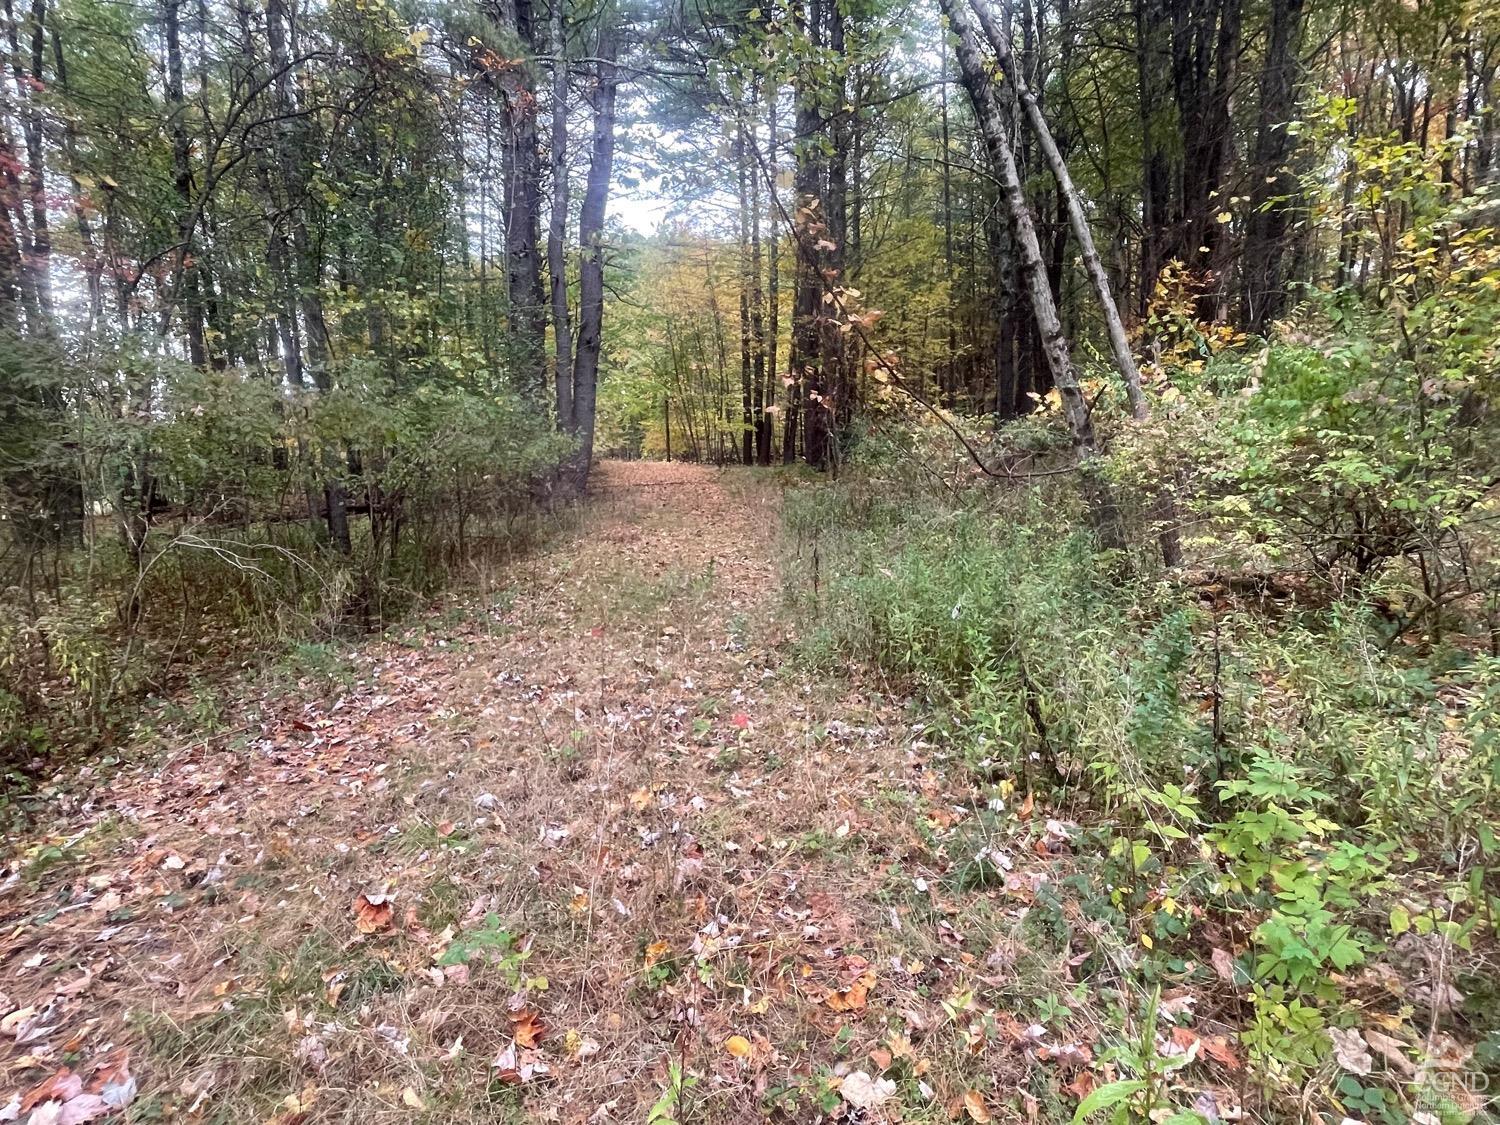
[
  {"xmin": 509, "ymin": 1005, "xmax": 547, "ymax": 1049},
  {"xmin": 839, "ymin": 1071, "xmax": 896, "ymax": 1111},
  {"xmin": 564, "ymin": 1038, "xmax": 600, "ymax": 1062},
  {"xmin": 401, "ymin": 1087, "xmax": 425, "ymax": 1110},
  {"xmin": 88, "ymin": 1048, "xmax": 136, "ymax": 1110},
  {"xmin": 1065, "ymin": 1070, "xmax": 1095, "ymax": 1101},
  {"xmin": 826, "ymin": 968, "xmax": 876, "ymax": 1011},
  {"xmin": 55, "ymin": 1093, "xmax": 112, "ymax": 1122},
  {"xmin": 352, "ymin": 893, "xmax": 394, "ymax": 934},
  {"xmin": 643, "ymin": 940, "xmax": 671, "ymax": 970},
  {"xmin": 294, "ymin": 1036, "xmax": 329, "ymax": 1073},
  {"xmin": 21, "ymin": 1070, "xmax": 82, "ymax": 1115},
  {"xmin": 1211, "ymin": 947, "xmax": 1239, "ymax": 985},
  {"xmin": 1330, "ymin": 1026, "xmax": 1372, "ymax": 1076},
  {"xmin": 964, "ymin": 1089, "xmax": 991, "ymax": 1122},
  {"xmin": 1363, "ymin": 1028, "xmax": 1415, "ymax": 1076},
  {"xmin": 725, "ymin": 1035, "xmax": 752, "ymax": 1059},
  {"xmin": 2, "ymin": 1006, "xmax": 38, "ymax": 1038},
  {"xmin": 493, "ymin": 1041, "xmax": 550, "ymax": 1085},
  {"xmin": 1200, "ymin": 1035, "xmax": 1241, "ymax": 1071}
]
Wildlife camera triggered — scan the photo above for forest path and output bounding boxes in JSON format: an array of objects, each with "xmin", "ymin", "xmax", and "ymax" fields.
[{"xmin": 1, "ymin": 461, "xmax": 1062, "ymax": 1123}]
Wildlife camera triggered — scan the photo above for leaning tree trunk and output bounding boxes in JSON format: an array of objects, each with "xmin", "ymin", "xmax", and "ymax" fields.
[
  {"xmin": 969, "ymin": 0, "xmax": 1142, "ymax": 416},
  {"xmin": 944, "ymin": 0, "xmax": 1124, "ymax": 549},
  {"xmin": 971, "ymin": 0, "xmax": 1180, "ymax": 566}
]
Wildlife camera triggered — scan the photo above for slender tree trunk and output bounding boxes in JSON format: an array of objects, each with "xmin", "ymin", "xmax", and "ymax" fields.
[
  {"xmin": 975, "ymin": 0, "xmax": 1182, "ymax": 567},
  {"xmin": 564, "ymin": 31, "xmax": 619, "ymax": 489},
  {"xmin": 1135, "ymin": 0, "xmax": 1172, "ymax": 317},
  {"xmin": 735, "ymin": 132, "xmax": 755, "ymax": 466},
  {"xmin": 770, "ymin": 87, "xmax": 794, "ymax": 464},
  {"xmin": 5, "ymin": 0, "xmax": 51, "ymax": 329},
  {"xmin": 822, "ymin": 0, "xmax": 850, "ymax": 458},
  {"xmin": 944, "ymin": 0, "xmax": 1124, "ymax": 548},
  {"xmin": 751, "ymin": 191, "xmax": 770, "ymax": 465},
  {"xmin": 970, "ymin": 0, "xmax": 1145, "ymax": 417},
  {"xmin": 791, "ymin": 0, "xmax": 828, "ymax": 468},
  {"xmin": 266, "ymin": 0, "xmax": 349, "ymax": 553},
  {"xmin": 547, "ymin": 0, "xmax": 574, "ymax": 430},
  {"xmin": 499, "ymin": 0, "xmax": 547, "ymax": 394},
  {"xmin": 162, "ymin": 0, "xmax": 207, "ymax": 365}
]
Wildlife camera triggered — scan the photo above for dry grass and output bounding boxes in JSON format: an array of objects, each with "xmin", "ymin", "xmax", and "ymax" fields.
[{"xmin": 0, "ymin": 461, "xmax": 1131, "ymax": 1123}]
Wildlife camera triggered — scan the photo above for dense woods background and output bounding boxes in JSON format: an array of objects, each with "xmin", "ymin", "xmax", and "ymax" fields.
[
  {"xmin": 3, "ymin": 0, "xmax": 1500, "ymax": 1117},
  {"xmin": 3, "ymin": 0, "xmax": 1497, "ymax": 729}
]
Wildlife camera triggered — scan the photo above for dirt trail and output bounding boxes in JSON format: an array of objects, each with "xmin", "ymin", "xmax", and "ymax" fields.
[{"xmin": 0, "ymin": 461, "xmax": 1070, "ymax": 1123}]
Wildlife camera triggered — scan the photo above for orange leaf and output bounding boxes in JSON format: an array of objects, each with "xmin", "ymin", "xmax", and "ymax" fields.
[
  {"xmin": 352, "ymin": 893, "xmax": 394, "ymax": 934},
  {"xmin": 643, "ymin": 940, "xmax": 671, "ymax": 969},
  {"xmin": 826, "ymin": 969, "xmax": 875, "ymax": 1011},
  {"xmin": 1201, "ymin": 1035, "xmax": 1241, "ymax": 1071},
  {"xmin": 21, "ymin": 1069, "xmax": 81, "ymax": 1114},
  {"xmin": 509, "ymin": 1006, "xmax": 547, "ymax": 1049},
  {"xmin": 964, "ymin": 1089, "xmax": 991, "ymax": 1122},
  {"xmin": 1065, "ymin": 1070, "xmax": 1095, "ymax": 1101},
  {"xmin": 725, "ymin": 1035, "xmax": 752, "ymax": 1058}
]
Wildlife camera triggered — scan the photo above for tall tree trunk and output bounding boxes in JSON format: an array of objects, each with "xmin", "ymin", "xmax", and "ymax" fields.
[
  {"xmin": 974, "ymin": 0, "xmax": 1181, "ymax": 565},
  {"xmin": 821, "ymin": 0, "xmax": 850, "ymax": 457},
  {"xmin": 564, "ymin": 30, "xmax": 619, "ymax": 489},
  {"xmin": 547, "ymin": 0, "xmax": 574, "ymax": 430},
  {"xmin": 1134, "ymin": 0, "xmax": 1173, "ymax": 317},
  {"xmin": 941, "ymin": 48, "xmax": 958, "ymax": 404},
  {"xmin": 266, "ymin": 0, "xmax": 349, "ymax": 553},
  {"xmin": 5, "ymin": 0, "xmax": 51, "ymax": 330},
  {"xmin": 162, "ymin": 0, "xmax": 207, "ymax": 365},
  {"xmin": 0, "ymin": 22, "xmax": 30, "ymax": 331},
  {"xmin": 749, "ymin": 90, "xmax": 770, "ymax": 466},
  {"xmin": 771, "ymin": 85, "xmax": 795, "ymax": 465},
  {"xmin": 1240, "ymin": 0, "xmax": 1307, "ymax": 334},
  {"xmin": 499, "ymin": 0, "xmax": 547, "ymax": 394},
  {"xmin": 736, "ymin": 128, "xmax": 754, "ymax": 466},
  {"xmin": 0, "ymin": 130, "xmax": 19, "ymax": 331},
  {"xmin": 792, "ymin": 0, "xmax": 829, "ymax": 468}
]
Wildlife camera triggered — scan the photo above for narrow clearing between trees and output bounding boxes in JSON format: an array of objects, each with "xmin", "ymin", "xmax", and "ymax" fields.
[{"xmin": 1, "ymin": 461, "xmax": 1238, "ymax": 1123}]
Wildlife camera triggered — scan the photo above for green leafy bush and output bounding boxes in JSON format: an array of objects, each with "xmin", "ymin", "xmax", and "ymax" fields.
[{"xmin": 783, "ymin": 409, "xmax": 1500, "ymax": 1115}]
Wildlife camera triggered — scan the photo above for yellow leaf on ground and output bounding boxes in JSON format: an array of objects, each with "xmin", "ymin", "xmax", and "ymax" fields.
[
  {"xmin": 644, "ymin": 940, "xmax": 671, "ymax": 969},
  {"xmin": 725, "ymin": 1035, "xmax": 752, "ymax": 1058},
  {"xmin": 964, "ymin": 1089, "xmax": 991, "ymax": 1122}
]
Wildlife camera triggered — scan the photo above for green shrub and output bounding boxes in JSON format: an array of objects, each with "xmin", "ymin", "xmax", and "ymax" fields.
[{"xmin": 783, "ymin": 419, "xmax": 1500, "ymax": 1113}]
